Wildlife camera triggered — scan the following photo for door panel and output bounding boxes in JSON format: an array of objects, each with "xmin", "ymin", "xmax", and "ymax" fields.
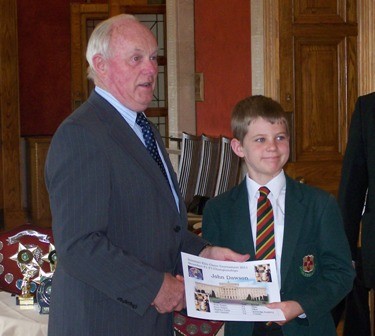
[
  {"xmin": 295, "ymin": 38, "xmax": 342, "ymax": 162},
  {"xmin": 278, "ymin": 0, "xmax": 357, "ymax": 196},
  {"xmin": 294, "ymin": 0, "xmax": 349, "ymax": 24}
]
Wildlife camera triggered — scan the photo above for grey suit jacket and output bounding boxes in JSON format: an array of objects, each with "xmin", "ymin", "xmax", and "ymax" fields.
[
  {"xmin": 45, "ymin": 91, "xmax": 206, "ymax": 336},
  {"xmin": 338, "ymin": 92, "xmax": 375, "ymax": 289},
  {"xmin": 202, "ymin": 176, "xmax": 355, "ymax": 336}
]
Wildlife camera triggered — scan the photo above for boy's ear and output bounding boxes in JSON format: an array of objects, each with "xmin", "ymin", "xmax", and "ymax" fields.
[{"xmin": 231, "ymin": 138, "xmax": 245, "ymax": 158}]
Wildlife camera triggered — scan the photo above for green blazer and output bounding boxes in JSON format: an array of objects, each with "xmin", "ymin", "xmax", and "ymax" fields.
[{"xmin": 202, "ymin": 175, "xmax": 355, "ymax": 336}]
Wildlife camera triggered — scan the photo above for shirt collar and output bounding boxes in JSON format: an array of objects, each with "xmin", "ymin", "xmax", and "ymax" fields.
[
  {"xmin": 246, "ymin": 170, "xmax": 286, "ymax": 200},
  {"xmin": 95, "ymin": 86, "xmax": 140, "ymax": 128}
]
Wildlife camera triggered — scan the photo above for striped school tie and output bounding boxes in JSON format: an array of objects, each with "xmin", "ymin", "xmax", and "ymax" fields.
[{"xmin": 255, "ymin": 186, "xmax": 276, "ymax": 260}]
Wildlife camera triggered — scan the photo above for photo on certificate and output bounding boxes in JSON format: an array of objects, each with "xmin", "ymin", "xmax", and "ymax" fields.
[
  {"xmin": 255, "ymin": 263, "xmax": 273, "ymax": 283},
  {"xmin": 181, "ymin": 253, "xmax": 286, "ymax": 322}
]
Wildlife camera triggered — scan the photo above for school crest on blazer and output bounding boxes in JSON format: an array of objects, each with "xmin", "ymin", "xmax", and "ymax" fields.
[{"xmin": 300, "ymin": 255, "xmax": 315, "ymax": 277}]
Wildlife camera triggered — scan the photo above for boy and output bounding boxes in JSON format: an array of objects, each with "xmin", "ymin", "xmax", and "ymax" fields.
[{"xmin": 202, "ymin": 95, "xmax": 355, "ymax": 336}]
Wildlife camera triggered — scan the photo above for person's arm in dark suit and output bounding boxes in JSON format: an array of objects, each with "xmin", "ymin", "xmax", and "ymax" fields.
[{"xmin": 338, "ymin": 96, "xmax": 369, "ymax": 261}]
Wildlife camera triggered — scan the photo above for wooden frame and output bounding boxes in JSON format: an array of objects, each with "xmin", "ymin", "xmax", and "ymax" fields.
[{"xmin": 0, "ymin": 0, "xmax": 26, "ymax": 230}]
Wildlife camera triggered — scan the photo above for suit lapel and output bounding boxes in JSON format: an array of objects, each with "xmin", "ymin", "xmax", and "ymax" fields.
[
  {"xmin": 88, "ymin": 92, "xmax": 179, "ymax": 211},
  {"xmin": 280, "ymin": 177, "xmax": 306, "ymax": 288}
]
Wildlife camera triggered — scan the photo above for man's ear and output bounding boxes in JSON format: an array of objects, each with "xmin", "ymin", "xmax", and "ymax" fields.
[
  {"xmin": 92, "ymin": 54, "xmax": 106, "ymax": 75},
  {"xmin": 231, "ymin": 138, "xmax": 244, "ymax": 158}
]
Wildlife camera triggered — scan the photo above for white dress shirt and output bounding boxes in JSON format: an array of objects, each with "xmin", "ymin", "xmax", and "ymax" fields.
[{"xmin": 246, "ymin": 170, "xmax": 286, "ymax": 286}]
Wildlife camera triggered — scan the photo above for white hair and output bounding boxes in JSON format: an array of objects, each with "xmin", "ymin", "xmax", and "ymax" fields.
[{"xmin": 86, "ymin": 14, "xmax": 138, "ymax": 82}]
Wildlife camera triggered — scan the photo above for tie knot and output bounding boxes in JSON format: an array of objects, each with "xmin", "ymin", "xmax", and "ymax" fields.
[
  {"xmin": 259, "ymin": 186, "xmax": 270, "ymax": 197},
  {"xmin": 136, "ymin": 113, "xmax": 149, "ymax": 128}
]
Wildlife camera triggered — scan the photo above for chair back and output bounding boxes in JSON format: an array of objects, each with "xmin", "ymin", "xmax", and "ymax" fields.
[
  {"xmin": 177, "ymin": 132, "xmax": 202, "ymax": 207},
  {"xmin": 214, "ymin": 136, "xmax": 241, "ymax": 196},
  {"xmin": 194, "ymin": 134, "xmax": 221, "ymax": 198}
]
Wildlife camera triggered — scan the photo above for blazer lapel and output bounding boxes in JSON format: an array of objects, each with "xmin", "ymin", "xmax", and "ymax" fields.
[
  {"xmin": 280, "ymin": 177, "xmax": 306, "ymax": 288},
  {"xmin": 230, "ymin": 180, "xmax": 256, "ymax": 257}
]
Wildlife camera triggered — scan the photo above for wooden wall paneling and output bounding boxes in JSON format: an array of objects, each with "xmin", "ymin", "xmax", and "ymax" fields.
[
  {"xmin": 358, "ymin": 0, "xmax": 375, "ymax": 95},
  {"xmin": 278, "ymin": 0, "xmax": 294, "ymax": 113},
  {"xmin": 26, "ymin": 137, "xmax": 52, "ymax": 228},
  {"xmin": 263, "ymin": 0, "xmax": 280, "ymax": 101},
  {"xmin": 294, "ymin": 0, "xmax": 346, "ymax": 23},
  {"xmin": 0, "ymin": 0, "xmax": 26, "ymax": 231}
]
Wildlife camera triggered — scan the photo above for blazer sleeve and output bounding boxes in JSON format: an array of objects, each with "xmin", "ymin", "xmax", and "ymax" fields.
[{"xmin": 287, "ymin": 194, "xmax": 355, "ymax": 325}]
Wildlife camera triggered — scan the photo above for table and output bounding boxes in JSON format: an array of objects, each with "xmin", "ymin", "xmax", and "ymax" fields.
[
  {"xmin": 0, "ymin": 291, "xmax": 48, "ymax": 336},
  {"xmin": 0, "ymin": 291, "xmax": 224, "ymax": 336}
]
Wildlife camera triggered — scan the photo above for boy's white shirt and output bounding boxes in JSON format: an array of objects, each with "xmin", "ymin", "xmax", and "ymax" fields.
[
  {"xmin": 246, "ymin": 169, "xmax": 286, "ymax": 287},
  {"xmin": 246, "ymin": 170, "xmax": 307, "ymax": 318}
]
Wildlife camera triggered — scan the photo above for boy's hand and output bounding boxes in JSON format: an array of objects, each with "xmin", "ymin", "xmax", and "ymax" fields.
[
  {"xmin": 199, "ymin": 246, "xmax": 250, "ymax": 262},
  {"xmin": 266, "ymin": 300, "xmax": 304, "ymax": 325}
]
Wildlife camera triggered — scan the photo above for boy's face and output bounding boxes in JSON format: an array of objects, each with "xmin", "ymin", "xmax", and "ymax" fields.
[{"xmin": 231, "ymin": 117, "xmax": 290, "ymax": 185}]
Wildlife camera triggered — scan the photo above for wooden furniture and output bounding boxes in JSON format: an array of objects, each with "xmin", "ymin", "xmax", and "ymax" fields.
[{"xmin": 26, "ymin": 137, "xmax": 52, "ymax": 228}]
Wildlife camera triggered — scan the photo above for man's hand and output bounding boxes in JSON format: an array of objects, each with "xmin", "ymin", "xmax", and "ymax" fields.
[
  {"xmin": 199, "ymin": 246, "xmax": 250, "ymax": 262},
  {"xmin": 152, "ymin": 273, "xmax": 185, "ymax": 313},
  {"xmin": 266, "ymin": 300, "xmax": 304, "ymax": 325}
]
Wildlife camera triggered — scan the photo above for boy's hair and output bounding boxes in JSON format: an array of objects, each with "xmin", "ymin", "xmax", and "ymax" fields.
[{"xmin": 231, "ymin": 95, "xmax": 289, "ymax": 142}]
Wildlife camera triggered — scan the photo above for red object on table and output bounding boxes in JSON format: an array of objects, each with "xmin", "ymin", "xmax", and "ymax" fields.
[{"xmin": 0, "ymin": 224, "xmax": 55, "ymax": 295}]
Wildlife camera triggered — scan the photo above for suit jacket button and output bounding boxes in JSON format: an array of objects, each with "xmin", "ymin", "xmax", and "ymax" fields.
[{"xmin": 174, "ymin": 226, "xmax": 181, "ymax": 232}]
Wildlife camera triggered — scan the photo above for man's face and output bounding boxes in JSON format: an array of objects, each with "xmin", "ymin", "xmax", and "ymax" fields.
[
  {"xmin": 232, "ymin": 117, "xmax": 290, "ymax": 185},
  {"xmin": 102, "ymin": 21, "xmax": 158, "ymax": 112}
]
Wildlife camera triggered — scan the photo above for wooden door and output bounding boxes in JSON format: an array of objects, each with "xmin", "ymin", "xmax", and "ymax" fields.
[{"xmin": 278, "ymin": 0, "xmax": 358, "ymax": 196}]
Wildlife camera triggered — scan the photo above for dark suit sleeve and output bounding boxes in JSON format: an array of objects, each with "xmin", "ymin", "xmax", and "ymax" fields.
[{"xmin": 338, "ymin": 96, "xmax": 369, "ymax": 260}]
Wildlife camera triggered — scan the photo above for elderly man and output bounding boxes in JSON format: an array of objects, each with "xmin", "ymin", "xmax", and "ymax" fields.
[{"xmin": 45, "ymin": 14, "xmax": 248, "ymax": 336}]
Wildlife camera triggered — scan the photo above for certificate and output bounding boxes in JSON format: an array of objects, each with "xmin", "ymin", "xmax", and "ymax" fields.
[{"xmin": 181, "ymin": 252, "xmax": 286, "ymax": 322}]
